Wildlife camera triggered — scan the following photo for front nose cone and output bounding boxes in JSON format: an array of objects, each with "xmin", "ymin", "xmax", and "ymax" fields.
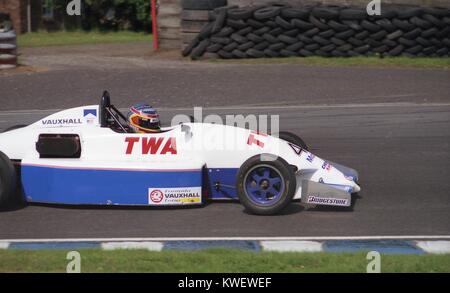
[{"xmin": 353, "ymin": 183, "xmax": 361, "ymax": 193}]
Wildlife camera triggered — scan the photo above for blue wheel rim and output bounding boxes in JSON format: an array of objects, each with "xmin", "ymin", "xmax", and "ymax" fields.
[{"xmin": 244, "ymin": 164, "xmax": 285, "ymax": 206}]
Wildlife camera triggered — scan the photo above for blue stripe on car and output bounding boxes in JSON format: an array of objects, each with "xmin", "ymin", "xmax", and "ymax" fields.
[
  {"xmin": 21, "ymin": 165, "xmax": 240, "ymax": 204},
  {"xmin": 22, "ymin": 165, "xmax": 203, "ymax": 205}
]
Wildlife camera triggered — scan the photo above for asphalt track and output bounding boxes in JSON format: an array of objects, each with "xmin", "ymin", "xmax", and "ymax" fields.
[
  {"xmin": 0, "ymin": 103, "xmax": 449, "ymax": 239},
  {"xmin": 1, "ymin": 63, "xmax": 450, "ymax": 111}
]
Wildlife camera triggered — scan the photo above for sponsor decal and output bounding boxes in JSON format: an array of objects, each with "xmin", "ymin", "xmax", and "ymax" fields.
[
  {"xmin": 288, "ymin": 143, "xmax": 303, "ymax": 155},
  {"xmin": 42, "ymin": 118, "xmax": 82, "ymax": 125},
  {"xmin": 307, "ymin": 195, "xmax": 349, "ymax": 206},
  {"xmin": 344, "ymin": 186, "xmax": 353, "ymax": 193},
  {"xmin": 149, "ymin": 189, "xmax": 164, "ymax": 203},
  {"xmin": 306, "ymin": 153, "xmax": 315, "ymax": 163},
  {"xmin": 125, "ymin": 137, "xmax": 177, "ymax": 155},
  {"xmin": 148, "ymin": 187, "xmax": 202, "ymax": 205},
  {"xmin": 345, "ymin": 175, "xmax": 355, "ymax": 181},
  {"xmin": 83, "ymin": 109, "xmax": 97, "ymax": 117},
  {"xmin": 83, "ymin": 109, "xmax": 97, "ymax": 124},
  {"xmin": 247, "ymin": 131, "xmax": 266, "ymax": 148},
  {"xmin": 322, "ymin": 161, "xmax": 332, "ymax": 171}
]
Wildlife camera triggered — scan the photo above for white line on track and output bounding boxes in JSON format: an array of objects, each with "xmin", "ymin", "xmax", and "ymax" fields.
[
  {"xmin": 164, "ymin": 102, "xmax": 450, "ymax": 111},
  {"xmin": 1, "ymin": 102, "xmax": 450, "ymax": 116},
  {"xmin": 1, "ymin": 235, "xmax": 450, "ymax": 243}
]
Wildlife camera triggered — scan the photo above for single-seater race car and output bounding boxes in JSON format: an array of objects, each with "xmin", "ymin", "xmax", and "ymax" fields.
[{"xmin": 0, "ymin": 91, "xmax": 360, "ymax": 215}]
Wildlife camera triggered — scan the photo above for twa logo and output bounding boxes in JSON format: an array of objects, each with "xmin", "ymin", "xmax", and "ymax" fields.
[
  {"xmin": 247, "ymin": 131, "xmax": 267, "ymax": 148},
  {"xmin": 125, "ymin": 137, "xmax": 177, "ymax": 155}
]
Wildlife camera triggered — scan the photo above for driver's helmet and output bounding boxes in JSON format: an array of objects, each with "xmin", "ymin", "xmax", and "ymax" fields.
[{"xmin": 127, "ymin": 103, "xmax": 161, "ymax": 133}]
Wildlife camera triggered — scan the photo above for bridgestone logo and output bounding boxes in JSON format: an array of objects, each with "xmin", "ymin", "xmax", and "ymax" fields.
[{"xmin": 307, "ymin": 196, "xmax": 349, "ymax": 206}]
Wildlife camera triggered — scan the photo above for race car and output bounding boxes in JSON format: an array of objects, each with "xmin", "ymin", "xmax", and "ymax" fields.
[{"xmin": 0, "ymin": 91, "xmax": 360, "ymax": 215}]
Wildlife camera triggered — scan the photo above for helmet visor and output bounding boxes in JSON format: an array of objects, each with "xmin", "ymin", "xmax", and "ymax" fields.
[
  {"xmin": 139, "ymin": 118, "xmax": 160, "ymax": 129},
  {"xmin": 131, "ymin": 115, "xmax": 160, "ymax": 130}
]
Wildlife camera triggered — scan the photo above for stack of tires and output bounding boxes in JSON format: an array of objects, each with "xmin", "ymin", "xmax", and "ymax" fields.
[
  {"xmin": 0, "ymin": 12, "xmax": 17, "ymax": 70},
  {"xmin": 182, "ymin": 4, "xmax": 450, "ymax": 60},
  {"xmin": 181, "ymin": 0, "xmax": 227, "ymax": 52}
]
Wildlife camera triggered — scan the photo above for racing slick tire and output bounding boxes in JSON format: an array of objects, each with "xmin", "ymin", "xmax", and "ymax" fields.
[
  {"xmin": 237, "ymin": 154, "xmax": 296, "ymax": 215},
  {"xmin": 0, "ymin": 150, "xmax": 17, "ymax": 209}
]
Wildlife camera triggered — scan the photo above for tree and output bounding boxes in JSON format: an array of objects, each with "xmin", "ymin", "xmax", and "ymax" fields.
[{"xmin": 50, "ymin": 0, "xmax": 152, "ymax": 31}]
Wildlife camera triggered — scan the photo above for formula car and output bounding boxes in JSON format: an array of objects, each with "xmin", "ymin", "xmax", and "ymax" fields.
[{"xmin": 0, "ymin": 91, "xmax": 360, "ymax": 215}]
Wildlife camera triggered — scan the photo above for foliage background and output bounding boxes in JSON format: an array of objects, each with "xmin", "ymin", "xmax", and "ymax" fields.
[{"xmin": 48, "ymin": 0, "xmax": 151, "ymax": 32}]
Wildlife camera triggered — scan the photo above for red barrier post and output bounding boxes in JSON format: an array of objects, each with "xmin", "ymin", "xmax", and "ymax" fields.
[{"xmin": 151, "ymin": 0, "xmax": 159, "ymax": 50}]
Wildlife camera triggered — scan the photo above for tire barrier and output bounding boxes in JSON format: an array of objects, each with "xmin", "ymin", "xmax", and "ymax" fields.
[
  {"xmin": 182, "ymin": 4, "xmax": 450, "ymax": 60},
  {"xmin": 0, "ymin": 12, "xmax": 17, "ymax": 70},
  {"xmin": 180, "ymin": 0, "xmax": 229, "ymax": 50}
]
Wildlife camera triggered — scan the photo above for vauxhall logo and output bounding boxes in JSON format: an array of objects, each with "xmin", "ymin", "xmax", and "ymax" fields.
[{"xmin": 42, "ymin": 118, "xmax": 82, "ymax": 125}]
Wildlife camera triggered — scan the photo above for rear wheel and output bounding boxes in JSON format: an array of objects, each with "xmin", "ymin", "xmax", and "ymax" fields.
[
  {"xmin": 237, "ymin": 154, "xmax": 296, "ymax": 215},
  {"xmin": 0, "ymin": 151, "xmax": 17, "ymax": 209}
]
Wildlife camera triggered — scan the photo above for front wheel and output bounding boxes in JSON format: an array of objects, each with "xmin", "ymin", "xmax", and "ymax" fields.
[
  {"xmin": 236, "ymin": 154, "xmax": 296, "ymax": 215},
  {"xmin": 272, "ymin": 131, "xmax": 308, "ymax": 151}
]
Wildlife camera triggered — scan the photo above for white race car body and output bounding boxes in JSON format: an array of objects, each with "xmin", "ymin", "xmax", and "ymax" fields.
[{"xmin": 0, "ymin": 101, "xmax": 360, "ymax": 209}]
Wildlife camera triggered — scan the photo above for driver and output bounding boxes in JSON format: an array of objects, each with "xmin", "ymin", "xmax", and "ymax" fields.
[{"xmin": 127, "ymin": 103, "xmax": 161, "ymax": 133}]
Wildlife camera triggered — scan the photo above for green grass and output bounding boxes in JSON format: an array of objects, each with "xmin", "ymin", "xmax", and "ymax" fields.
[
  {"xmin": 0, "ymin": 249, "xmax": 449, "ymax": 273},
  {"xmin": 17, "ymin": 31, "xmax": 152, "ymax": 48},
  {"xmin": 209, "ymin": 56, "xmax": 450, "ymax": 69}
]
